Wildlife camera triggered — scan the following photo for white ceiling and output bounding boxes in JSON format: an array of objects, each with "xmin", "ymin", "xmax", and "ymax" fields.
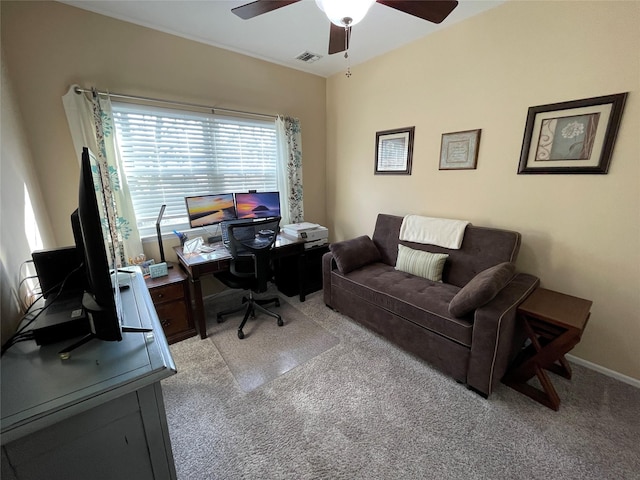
[{"xmin": 60, "ymin": 0, "xmax": 504, "ymax": 78}]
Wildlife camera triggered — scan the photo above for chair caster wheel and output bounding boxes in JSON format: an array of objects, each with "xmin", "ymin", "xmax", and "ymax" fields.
[
  {"xmin": 238, "ymin": 330, "xmax": 245, "ymax": 339},
  {"xmin": 216, "ymin": 314, "xmax": 224, "ymax": 324},
  {"xmin": 277, "ymin": 318, "xmax": 283, "ymax": 327},
  {"xmin": 275, "ymin": 299, "xmax": 280, "ymax": 307}
]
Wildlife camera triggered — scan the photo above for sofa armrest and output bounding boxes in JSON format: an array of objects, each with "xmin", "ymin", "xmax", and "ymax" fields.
[
  {"xmin": 322, "ymin": 251, "xmax": 337, "ymax": 307},
  {"xmin": 466, "ymin": 272, "xmax": 540, "ymax": 396},
  {"xmin": 324, "ymin": 236, "xmax": 382, "ymax": 307}
]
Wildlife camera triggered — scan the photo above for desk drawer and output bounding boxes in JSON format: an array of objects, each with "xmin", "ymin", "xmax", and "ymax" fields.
[
  {"xmin": 149, "ymin": 282, "xmax": 183, "ymax": 304},
  {"xmin": 154, "ymin": 300, "xmax": 191, "ymax": 338},
  {"xmin": 145, "ymin": 268, "xmax": 196, "ymax": 344}
]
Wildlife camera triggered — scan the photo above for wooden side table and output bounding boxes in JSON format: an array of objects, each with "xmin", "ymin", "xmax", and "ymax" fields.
[
  {"xmin": 145, "ymin": 266, "xmax": 197, "ymax": 344},
  {"xmin": 502, "ymin": 287, "xmax": 592, "ymax": 410}
]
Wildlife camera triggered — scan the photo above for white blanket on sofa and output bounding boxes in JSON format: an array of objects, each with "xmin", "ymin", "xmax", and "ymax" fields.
[{"xmin": 399, "ymin": 215, "xmax": 469, "ymax": 249}]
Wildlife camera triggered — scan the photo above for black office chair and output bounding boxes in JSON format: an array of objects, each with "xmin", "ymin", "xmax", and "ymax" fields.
[{"xmin": 214, "ymin": 217, "xmax": 283, "ymax": 339}]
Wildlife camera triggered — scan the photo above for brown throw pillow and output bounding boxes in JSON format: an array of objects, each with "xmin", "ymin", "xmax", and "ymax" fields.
[
  {"xmin": 448, "ymin": 262, "xmax": 516, "ymax": 317},
  {"xmin": 329, "ymin": 235, "xmax": 382, "ymax": 274}
]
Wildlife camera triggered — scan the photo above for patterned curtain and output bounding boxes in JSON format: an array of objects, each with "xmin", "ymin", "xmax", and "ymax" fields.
[
  {"xmin": 62, "ymin": 85, "xmax": 142, "ymax": 267},
  {"xmin": 276, "ymin": 116, "xmax": 304, "ymax": 225}
]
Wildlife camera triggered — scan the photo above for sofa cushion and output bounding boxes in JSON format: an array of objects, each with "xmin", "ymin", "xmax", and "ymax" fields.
[
  {"xmin": 395, "ymin": 244, "xmax": 448, "ymax": 282},
  {"xmin": 372, "ymin": 214, "xmax": 522, "ymax": 288},
  {"xmin": 448, "ymin": 262, "xmax": 516, "ymax": 318},
  {"xmin": 331, "ymin": 263, "xmax": 473, "ymax": 347},
  {"xmin": 329, "ymin": 235, "xmax": 381, "ymax": 274}
]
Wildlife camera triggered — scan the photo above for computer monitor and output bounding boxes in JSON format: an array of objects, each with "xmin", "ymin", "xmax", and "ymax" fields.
[
  {"xmin": 184, "ymin": 194, "xmax": 237, "ymax": 228},
  {"xmin": 31, "ymin": 245, "xmax": 85, "ymax": 299},
  {"xmin": 235, "ymin": 191, "xmax": 281, "ymax": 220}
]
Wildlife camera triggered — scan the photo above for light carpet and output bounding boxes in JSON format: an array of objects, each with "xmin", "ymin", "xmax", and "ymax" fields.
[
  {"xmin": 162, "ymin": 289, "xmax": 640, "ymax": 480},
  {"xmin": 205, "ymin": 293, "xmax": 339, "ymax": 392}
]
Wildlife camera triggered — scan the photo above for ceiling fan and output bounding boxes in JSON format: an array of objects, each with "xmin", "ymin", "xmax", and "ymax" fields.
[{"xmin": 231, "ymin": 0, "xmax": 459, "ymax": 55}]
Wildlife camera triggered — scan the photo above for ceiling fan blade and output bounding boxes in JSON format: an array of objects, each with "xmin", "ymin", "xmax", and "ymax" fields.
[
  {"xmin": 231, "ymin": 0, "xmax": 301, "ymax": 20},
  {"xmin": 377, "ymin": 0, "xmax": 458, "ymax": 24},
  {"xmin": 328, "ymin": 24, "xmax": 350, "ymax": 55}
]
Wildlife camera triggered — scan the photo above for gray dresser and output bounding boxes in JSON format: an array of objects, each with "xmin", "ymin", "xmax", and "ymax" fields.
[{"xmin": 1, "ymin": 271, "xmax": 177, "ymax": 480}]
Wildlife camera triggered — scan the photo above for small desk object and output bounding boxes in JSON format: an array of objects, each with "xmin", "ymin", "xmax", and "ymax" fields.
[
  {"xmin": 175, "ymin": 233, "xmax": 319, "ymax": 339},
  {"xmin": 1, "ymin": 271, "xmax": 177, "ymax": 480},
  {"xmin": 503, "ymin": 287, "xmax": 592, "ymax": 411}
]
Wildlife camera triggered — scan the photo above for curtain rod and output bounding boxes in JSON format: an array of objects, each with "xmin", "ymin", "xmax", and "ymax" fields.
[{"xmin": 73, "ymin": 86, "xmax": 278, "ymax": 120}]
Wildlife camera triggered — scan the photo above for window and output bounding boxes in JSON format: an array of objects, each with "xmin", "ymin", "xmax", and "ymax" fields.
[{"xmin": 111, "ymin": 102, "xmax": 278, "ymax": 237}]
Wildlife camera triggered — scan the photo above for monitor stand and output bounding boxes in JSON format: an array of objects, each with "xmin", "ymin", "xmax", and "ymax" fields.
[
  {"xmin": 58, "ymin": 326, "xmax": 152, "ymax": 360},
  {"xmin": 58, "ymin": 296, "xmax": 152, "ymax": 360}
]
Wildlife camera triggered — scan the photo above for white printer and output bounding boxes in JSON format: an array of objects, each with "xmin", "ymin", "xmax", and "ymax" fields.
[{"xmin": 282, "ymin": 222, "xmax": 329, "ymax": 245}]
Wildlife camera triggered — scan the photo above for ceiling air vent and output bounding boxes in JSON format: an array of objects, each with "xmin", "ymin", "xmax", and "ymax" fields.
[{"xmin": 295, "ymin": 51, "xmax": 322, "ymax": 63}]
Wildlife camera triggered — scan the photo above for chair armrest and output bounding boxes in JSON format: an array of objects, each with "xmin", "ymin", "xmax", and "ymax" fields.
[{"xmin": 466, "ymin": 273, "xmax": 540, "ymax": 396}]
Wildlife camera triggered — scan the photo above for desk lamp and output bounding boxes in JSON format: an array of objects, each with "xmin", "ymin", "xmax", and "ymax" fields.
[{"xmin": 156, "ymin": 204, "xmax": 173, "ymax": 269}]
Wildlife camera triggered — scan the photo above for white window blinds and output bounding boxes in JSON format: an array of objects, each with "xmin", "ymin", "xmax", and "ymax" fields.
[{"xmin": 111, "ymin": 102, "xmax": 277, "ymax": 236}]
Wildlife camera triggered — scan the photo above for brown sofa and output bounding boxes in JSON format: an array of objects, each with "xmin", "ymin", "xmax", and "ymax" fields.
[{"xmin": 322, "ymin": 213, "xmax": 539, "ymax": 397}]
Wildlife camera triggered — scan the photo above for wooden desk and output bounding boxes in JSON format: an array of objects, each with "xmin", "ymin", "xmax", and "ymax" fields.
[
  {"xmin": 145, "ymin": 266, "xmax": 196, "ymax": 344},
  {"xmin": 1, "ymin": 271, "xmax": 177, "ymax": 479},
  {"xmin": 175, "ymin": 233, "xmax": 311, "ymax": 339},
  {"xmin": 502, "ymin": 287, "xmax": 592, "ymax": 410}
]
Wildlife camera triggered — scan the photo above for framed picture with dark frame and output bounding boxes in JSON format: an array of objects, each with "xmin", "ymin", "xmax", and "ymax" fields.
[
  {"xmin": 518, "ymin": 93, "xmax": 627, "ymax": 174},
  {"xmin": 375, "ymin": 127, "xmax": 415, "ymax": 175},
  {"xmin": 439, "ymin": 129, "xmax": 481, "ymax": 170}
]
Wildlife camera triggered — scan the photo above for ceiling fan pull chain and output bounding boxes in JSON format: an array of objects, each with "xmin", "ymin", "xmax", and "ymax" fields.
[{"xmin": 344, "ymin": 25, "xmax": 351, "ymax": 78}]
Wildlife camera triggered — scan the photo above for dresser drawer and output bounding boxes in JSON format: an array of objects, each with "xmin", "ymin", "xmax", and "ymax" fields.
[
  {"xmin": 149, "ymin": 282, "xmax": 184, "ymax": 304},
  {"xmin": 154, "ymin": 300, "xmax": 191, "ymax": 339}
]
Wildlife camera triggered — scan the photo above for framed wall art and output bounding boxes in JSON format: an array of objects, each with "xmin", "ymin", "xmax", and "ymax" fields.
[
  {"xmin": 375, "ymin": 127, "xmax": 415, "ymax": 175},
  {"xmin": 518, "ymin": 93, "xmax": 627, "ymax": 174},
  {"xmin": 439, "ymin": 129, "xmax": 481, "ymax": 170}
]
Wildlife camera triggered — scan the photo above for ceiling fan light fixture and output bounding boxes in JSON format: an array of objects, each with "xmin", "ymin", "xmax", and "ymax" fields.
[{"xmin": 315, "ymin": 0, "xmax": 375, "ymax": 28}]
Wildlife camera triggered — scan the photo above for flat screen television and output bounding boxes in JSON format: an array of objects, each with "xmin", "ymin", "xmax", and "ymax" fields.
[
  {"xmin": 184, "ymin": 193, "xmax": 237, "ymax": 228},
  {"xmin": 76, "ymin": 147, "xmax": 124, "ymax": 341},
  {"xmin": 235, "ymin": 191, "xmax": 281, "ymax": 220},
  {"xmin": 60, "ymin": 147, "xmax": 149, "ymax": 358}
]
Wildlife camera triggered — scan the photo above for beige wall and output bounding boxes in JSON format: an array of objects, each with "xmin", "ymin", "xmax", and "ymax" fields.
[
  {"xmin": 1, "ymin": 48, "xmax": 55, "ymax": 341},
  {"xmin": 2, "ymin": 1, "xmax": 638, "ymax": 380},
  {"xmin": 327, "ymin": 1, "xmax": 640, "ymax": 379},
  {"xmin": 1, "ymin": 1, "xmax": 326, "ymax": 324},
  {"xmin": 1, "ymin": 0, "xmax": 327, "ymax": 252}
]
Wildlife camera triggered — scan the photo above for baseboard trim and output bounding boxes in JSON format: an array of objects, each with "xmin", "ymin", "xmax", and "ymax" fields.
[{"xmin": 567, "ymin": 354, "xmax": 640, "ymax": 389}]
